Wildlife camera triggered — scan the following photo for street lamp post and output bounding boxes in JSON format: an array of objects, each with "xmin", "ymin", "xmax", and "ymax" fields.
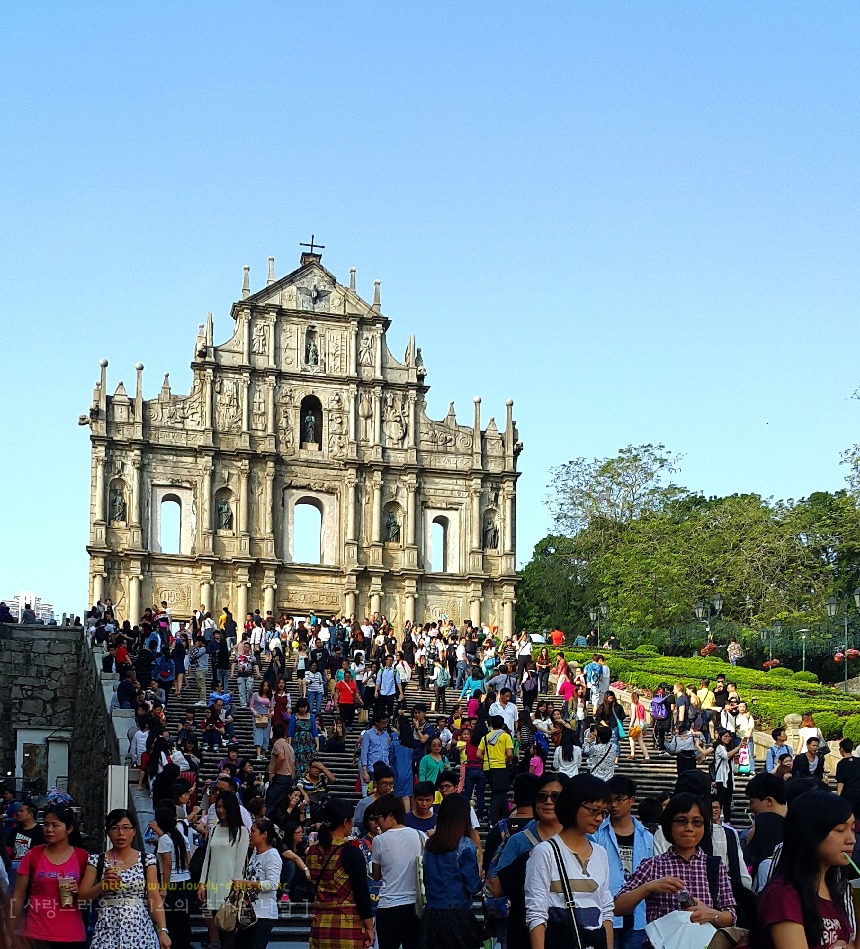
[
  {"xmin": 694, "ymin": 593, "xmax": 724, "ymax": 640},
  {"xmin": 772, "ymin": 620, "xmax": 782, "ymax": 665},
  {"xmin": 589, "ymin": 602, "xmax": 609, "ymax": 644},
  {"xmin": 798, "ymin": 629, "xmax": 809, "ymax": 672}
]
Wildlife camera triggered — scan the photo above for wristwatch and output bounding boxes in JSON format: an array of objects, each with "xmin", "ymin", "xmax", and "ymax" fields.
[{"xmin": 712, "ymin": 912, "xmax": 719, "ymax": 923}]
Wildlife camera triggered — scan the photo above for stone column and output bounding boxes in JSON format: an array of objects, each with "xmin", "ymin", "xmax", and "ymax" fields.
[
  {"xmin": 240, "ymin": 372, "xmax": 251, "ymax": 433},
  {"xmin": 406, "ymin": 482, "xmax": 417, "ymax": 546},
  {"xmin": 91, "ymin": 569, "xmax": 106, "ymax": 606},
  {"xmin": 125, "ymin": 573, "xmax": 139, "ymax": 625},
  {"xmin": 130, "ymin": 453, "xmax": 142, "ymax": 527},
  {"xmin": 236, "ymin": 570, "xmax": 249, "ymax": 622},
  {"xmin": 504, "ymin": 483, "xmax": 514, "ymax": 554},
  {"xmin": 263, "ymin": 583, "xmax": 276, "ymax": 616},
  {"xmin": 200, "ymin": 580, "xmax": 212, "ymax": 614},
  {"xmin": 470, "ymin": 479, "xmax": 482, "ymax": 550},
  {"xmin": 203, "ymin": 369, "xmax": 214, "ymax": 430},
  {"xmin": 469, "ymin": 595, "xmax": 483, "ymax": 624},
  {"xmin": 264, "ymin": 462, "xmax": 274, "ymax": 536},
  {"xmin": 371, "ymin": 475, "xmax": 382, "ymax": 544},
  {"xmin": 349, "ymin": 320, "xmax": 358, "ymax": 376},
  {"xmin": 238, "ymin": 462, "xmax": 249, "ymax": 534},
  {"xmin": 345, "ymin": 589, "xmax": 357, "ymax": 618},
  {"xmin": 345, "ymin": 475, "xmax": 357, "ymax": 542},
  {"xmin": 241, "ymin": 310, "xmax": 250, "ymax": 363},
  {"xmin": 370, "ymin": 591, "xmax": 381, "ymax": 615},
  {"xmin": 406, "ymin": 392, "xmax": 417, "ymax": 448},
  {"xmin": 265, "ymin": 379, "xmax": 276, "ymax": 436},
  {"xmin": 201, "ymin": 464, "xmax": 213, "ymax": 535},
  {"xmin": 502, "ymin": 593, "xmax": 514, "ymax": 640},
  {"xmin": 372, "ymin": 387, "xmax": 382, "ymax": 448},
  {"xmin": 347, "ymin": 385, "xmax": 357, "ymax": 442},
  {"xmin": 94, "ymin": 447, "xmax": 106, "ymax": 523},
  {"xmin": 374, "ymin": 328, "xmax": 383, "ymax": 378},
  {"xmin": 404, "ymin": 592, "xmax": 417, "ymax": 624}
]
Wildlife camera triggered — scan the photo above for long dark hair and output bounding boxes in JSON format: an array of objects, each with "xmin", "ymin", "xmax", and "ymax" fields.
[
  {"xmin": 153, "ymin": 802, "xmax": 188, "ymax": 870},
  {"xmin": 318, "ymin": 798, "xmax": 353, "ymax": 850},
  {"xmin": 217, "ymin": 791, "xmax": 245, "ymax": 845},
  {"xmin": 773, "ymin": 791, "xmax": 853, "ymax": 947},
  {"xmin": 151, "ymin": 763, "xmax": 181, "ymax": 804},
  {"xmin": 560, "ymin": 726, "xmax": 578, "ymax": 762},
  {"xmin": 426, "ymin": 793, "xmax": 472, "ymax": 854}
]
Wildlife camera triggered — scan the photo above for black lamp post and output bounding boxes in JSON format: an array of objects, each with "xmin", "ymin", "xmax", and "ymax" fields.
[
  {"xmin": 827, "ymin": 589, "xmax": 860, "ymax": 691},
  {"xmin": 589, "ymin": 602, "xmax": 609, "ymax": 642},
  {"xmin": 694, "ymin": 593, "xmax": 724, "ymax": 639}
]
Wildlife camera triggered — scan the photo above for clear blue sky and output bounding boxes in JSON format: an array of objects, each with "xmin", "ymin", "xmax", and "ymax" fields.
[{"xmin": 1, "ymin": 4, "xmax": 858, "ymax": 616}]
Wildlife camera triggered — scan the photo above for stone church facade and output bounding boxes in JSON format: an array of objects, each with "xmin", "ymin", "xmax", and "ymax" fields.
[{"xmin": 84, "ymin": 249, "xmax": 523, "ymax": 633}]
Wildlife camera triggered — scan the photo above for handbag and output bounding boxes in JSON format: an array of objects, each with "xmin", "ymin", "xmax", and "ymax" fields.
[
  {"xmin": 358, "ymin": 708, "xmax": 369, "ymax": 724},
  {"xmin": 214, "ymin": 888, "xmax": 241, "ymax": 932},
  {"xmin": 616, "ymin": 715, "xmax": 626, "ymax": 740},
  {"xmin": 254, "ymin": 714, "xmax": 269, "ymax": 728},
  {"xmin": 544, "ymin": 838, "xmax": 608, "ymax": 949},
  {"xmin": 415, "ymin": 834, "xmax": 427, "ymax": 918},
  {"xmin": 629, "ymin": 724, "xmax": 642, "ymax": 740}
]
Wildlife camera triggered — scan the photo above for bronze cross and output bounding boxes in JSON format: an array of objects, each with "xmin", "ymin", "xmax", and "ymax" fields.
[{"xmin": 300, "ymin": 235, "xmax": 325, "ymax": 254}]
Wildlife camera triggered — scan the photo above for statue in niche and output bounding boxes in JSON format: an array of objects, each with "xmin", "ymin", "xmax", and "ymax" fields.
[
  {"xmin": 252, "ymin": 323, "xmax": 268, "ymax": 355},
  {"xmin": 358, "ymin": 335, "xmax": 374, "ymax": 367},
  {"xmin": 216, "ymin": 497, "xmax": 233, "ymax": 530},
  {"xmin": 483, "ymin": 515, "xmax": 499, "ymax": 551},
  {"xmin": 109, "ymin": 485, "xmax": 126, "ymax": 522},
  {"xmin": 303, "ymin": 410, "xmax": 317, "ymax": 444},
  {"xmin": 305, "ymin": 332, "xmax": 319, "ymax": 366},
  {"xmin": 385, "ymin": 510, "xmax": 401, "ymax": 543}
]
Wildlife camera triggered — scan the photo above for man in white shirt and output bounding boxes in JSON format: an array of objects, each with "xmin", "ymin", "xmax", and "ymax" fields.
[{"xmin": 489, "ymin": 687, "xmax": 518, "ymax": 733}]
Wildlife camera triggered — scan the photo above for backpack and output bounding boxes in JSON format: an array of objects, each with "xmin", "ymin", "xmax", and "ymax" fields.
[
  {"xmin": 650, "ymin": 695, "xmax": 669, "ymax": 720},
  {"xmin": 523, "ymin": 675, "xmax": 538, "ymax": 693},
  {"xmin": 436, "ymin": 667, "xmax": 450, "ymax": 688},
  {"xmin": 532, "ymin": 730, "xmax": 549, "ymax": 757}
]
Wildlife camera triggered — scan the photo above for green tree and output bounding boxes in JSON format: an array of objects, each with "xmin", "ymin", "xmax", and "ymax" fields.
[{"xmin": 515, "ymin": 535, "xmax": 588, "ymax": 634}]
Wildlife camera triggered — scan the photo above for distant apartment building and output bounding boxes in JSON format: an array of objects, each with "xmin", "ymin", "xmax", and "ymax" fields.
[{"xmin": 5, "ymin": 591, "xmax": 55, "ymax": 623}]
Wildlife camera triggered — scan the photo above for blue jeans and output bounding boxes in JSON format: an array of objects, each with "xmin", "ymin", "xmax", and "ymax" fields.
[
  {"xmin": 455, "ymin": 661, "xmax": 468, "ymax": 690},
  {"xmin": 463, "ymin": 766, "xmax": 486, "ymax": 818},
  {"xmin": 615, "ymin": 929, "xmax": 645, "ymax": 949},
  {"xmin": 215, "ymin": 667, "xmax": 229, "ymax": 689},
  {"xmin": 308, "ymin": 690, "xmax": 322, "ymax": 715}
]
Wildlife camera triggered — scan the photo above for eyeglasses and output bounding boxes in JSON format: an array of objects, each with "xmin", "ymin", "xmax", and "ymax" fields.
[
  {"xmin": 609, "ymin": 796, "xmax": 630, "ymax": 805},
  {"xmin": 671, "ymin": 817, "xmax": 705, "ymax": 828},
  {"xmin": 109, "ymin": 825, "xmax": 136, "ymax": 833},
  {"xmin": 581, "ymin": 804, "xmax": 610, "ymax": 818},
  {"xmin": 536, "ymin": 791, "xmax": 561, "ymax": 803}
]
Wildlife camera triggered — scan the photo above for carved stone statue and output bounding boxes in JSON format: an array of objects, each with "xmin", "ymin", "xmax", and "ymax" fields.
[
  {"xmin": 383, "ymin": 392, "xmax": 407, "ymax": 446},
  {"xmin": 482, "ymin": 515, "xmax": 499, "ymax": 551},
  {"xmin": 305, "ymin": 332, "xmax": 319, "ymax": 366},
  {"xmin": 251, "ymin": 322, "xmax": 267, "ymax": 355},
  {"xmin": 109, "ymin": 485, "xmax": 126, "ymax": 522},
  {"xmin": 385, "ymin": 510, "xmax": 401, "ymax": 543},
  {"xmin": 216, "ymin": 497, "xmax": 233, "ymax": 530},
  {"xmin": 252, "ymin": 386, "xmax": 265, "ymax": 428},
  {"xmin": 303, "ymin": 410, "xmax": 317, "ymax": 444}
]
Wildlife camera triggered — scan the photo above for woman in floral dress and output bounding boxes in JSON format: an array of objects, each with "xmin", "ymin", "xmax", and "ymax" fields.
[
  {"xmin": 79, "ymin": 808, "xmax": 170, "ymax": 949},
  {"xmin": 288, "ymin": 697, "xmax": 320, "ymax": 780}
]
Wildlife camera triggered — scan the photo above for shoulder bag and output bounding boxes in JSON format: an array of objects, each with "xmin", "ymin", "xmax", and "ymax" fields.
[
  {"xmin": 415, "ymin": 833, "xmax": 427, "ymax": 918},
  {"xmin": 544, "ymin": 838, "xmax": 607, "ymax": 949}
]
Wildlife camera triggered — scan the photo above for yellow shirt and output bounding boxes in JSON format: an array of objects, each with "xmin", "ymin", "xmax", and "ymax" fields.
[
  {"xmin": 697, "ymin": 688, "xmax": 715, "ymax": 710},
  {"xmin": 480, "ymin": 730, "xmax": 513, "ymax": 771}
]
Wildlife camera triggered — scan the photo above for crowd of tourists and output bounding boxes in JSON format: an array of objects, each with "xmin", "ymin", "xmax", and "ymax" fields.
[{"xmin": 5, "ymin": 605, "xmax": 860, "ymax": 949}]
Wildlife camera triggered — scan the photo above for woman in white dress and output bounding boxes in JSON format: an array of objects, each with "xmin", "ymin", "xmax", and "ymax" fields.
[{"xmin": 197, "ymin": 792, "xmax": 250, "ymax": 949}]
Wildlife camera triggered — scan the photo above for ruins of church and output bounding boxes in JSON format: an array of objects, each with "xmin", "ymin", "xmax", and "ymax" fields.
[{"xmin": 84, "ymin": 248, "xmax": 523, "ymax": 633}]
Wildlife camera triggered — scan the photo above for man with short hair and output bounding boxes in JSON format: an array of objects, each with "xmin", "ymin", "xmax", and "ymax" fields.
[
  {"xmin": 765, "ymin": 728, "xmax": 793, "ymax": 773},
  {"xmin": 590, "ymin": 776, "xmax": 653, "ymax": 949},
  {"xmin": 791, "ymin": 736, "xmax": 825, "ymax": 780},
  {"xmin": 489, "ymin": 688, "xmax": 518, "ymax": 734},
  {"xmin": 836, "ymin": 738, "xmax": 860, "ymax": 815},
  {"xmin": 360, "ymin": 713, "xmax": 392, "ymax": 794},
  {"xmin": 376, "ymin": 655, "xmax": 404, "ymax": 719},
  {"xmin": 354, "ymin": 763, "xmax": 395, "ymax": 830},
  {"xmin": 6, "ymin": 800, "xmax": 45, "ymax": 887},
  {"xmin": 672, "ymin": 682, "xmax": 689, "ymax": 729},
  {"xmin": 404, "ymin": 782, "xmax": 437, "ymax": 833},
  {"xmin": 266, "ymin": 722, "xmax": 296, "ymax": 812}
]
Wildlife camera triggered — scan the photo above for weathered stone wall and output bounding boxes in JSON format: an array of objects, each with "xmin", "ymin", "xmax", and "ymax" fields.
[{"xmin": 0, "ymin": 623, "xmax": 80, "ymax": 776}]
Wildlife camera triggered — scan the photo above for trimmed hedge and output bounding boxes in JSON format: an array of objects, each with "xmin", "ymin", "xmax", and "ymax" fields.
[
  {"xmin": 843, "ymin": 716, "xmax": 860, "ymax": 746},
  {"xmin": 565, "ymin": 649, "xmax": 860, "ymax": 731},
  {"xmin": 792, "ymin": 671, "xmax": 819, "ymax": 683},
  {"xmin": 813, "ymin": 712, "xmax": 843, "ymax": 741}
]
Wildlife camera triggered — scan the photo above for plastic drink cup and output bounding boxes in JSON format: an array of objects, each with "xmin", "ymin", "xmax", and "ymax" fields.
[{"xmin": 58, "ymin": 876, "xmax": 74, "ymax": 907}]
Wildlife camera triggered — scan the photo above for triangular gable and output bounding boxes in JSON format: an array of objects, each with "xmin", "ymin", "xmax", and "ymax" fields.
[{"xmin": 243, "ymin": 260, "xmax": 377, "ymax": 318}]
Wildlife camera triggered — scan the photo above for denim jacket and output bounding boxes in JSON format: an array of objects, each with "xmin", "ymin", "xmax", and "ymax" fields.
[
  {"xmin": 589, "ymin": 817, "xmax": 654, "ymax": 931},
  {"xmin": 422, "ymin": 837, "xmax": 482, "ymax": 909}
]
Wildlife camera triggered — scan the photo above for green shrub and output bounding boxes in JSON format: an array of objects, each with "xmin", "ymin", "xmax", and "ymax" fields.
[
  {"xmin": 813, "ymin": 711, "xmax": 843, "ymax": 741},
  {"xmin": 792, "ymin": 671, "xmax": 819, "ymax": 684},
  {"xmin": 768, "ymin": 667, "xmax": 793, "ymax": 677},
  {"xmin": 842, "ymin": 715, "xmax": 860, "ymax": 746},
  {"xmin": 634, "ymin": 644, "xmax": 659, "ymax": 655}
]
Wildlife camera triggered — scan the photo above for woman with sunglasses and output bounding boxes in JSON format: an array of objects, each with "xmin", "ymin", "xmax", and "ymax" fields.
[
  {"xmin": 615, "ymin": 792, "xmax": 736, "ymax": 945},
  {"xmin": 79, "ymin": 808, "xmax": 171, "ymax": 949},
  {"xmin": 524, "ymin": 774, "xmax": 614, "ymax": 949}
]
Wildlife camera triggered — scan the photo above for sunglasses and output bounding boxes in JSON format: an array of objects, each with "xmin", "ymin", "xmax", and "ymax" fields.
[{"xmin": 536, "ymin": 791, "xmax": 561, "ymax": 803}]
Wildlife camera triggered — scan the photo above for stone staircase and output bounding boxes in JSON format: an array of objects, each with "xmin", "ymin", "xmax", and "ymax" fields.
[{"xmin": 146, "ymin": 666, "xmax": 751, "ymax": 945}]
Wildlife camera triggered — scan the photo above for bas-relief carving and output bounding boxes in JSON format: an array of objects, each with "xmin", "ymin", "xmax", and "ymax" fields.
[
  {"xmin": 383, "ymin": 392, "xmax": 407, "ymax": 447},
  {"xmin": 425, "ymin": 598, "xmax": 460, "ymax": 625},
  {"xmin": 282, "ymin": 325, "xmax": 296, "ymax": 367},
  {"xmin": 251, "ymin": 322, "xmax": 268, "ymax": 355},
  {"xmin": 251, "ymin": 384, "xmax": 265, "ymax": 430},
  {"xmin": 328, "ymin": 331, "xmax": 347, "ymax": 374},
  {"xmin": 329, "ymin": 433, "xmax": 347, "ymax": 458},
  {"xmin": 358, "ymin": 335, "xmax": 374, "ymax": 368},
  {"xmin": 252, "ymin": 471, "xmax": 266, "ymax": 534},
  {"xmin": 215, "ymin": 377, "xmax": 241, "ymax": 432},
  {"xmin": 358, "ymin": 392, "xmax": 372, "ymax": 443},
  {"xmin": 145, "ymin": 376, "xmax": 204, "ymax": 429}
]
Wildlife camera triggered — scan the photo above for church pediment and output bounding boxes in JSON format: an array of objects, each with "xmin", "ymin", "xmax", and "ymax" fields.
[{"xmin": 244, "ymin": 261, "xmax": 376, "ymax": 319}]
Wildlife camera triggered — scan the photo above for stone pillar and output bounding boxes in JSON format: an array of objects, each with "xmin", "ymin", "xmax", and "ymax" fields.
[
  {"xmin": 241, "ymin": 310, "xmax": 250, "ymax": 363},
  {"xmin": 238, "ymin": 462, "xmax": 249, "ymax": 534},
  {"xmin": 406, "ymin": 481, "xmax": 417, "ymax": 546},
  {"xmin": 370, "ymin": 590, "xmax": 381, "ymax": 615},
  {"xmin": 374, "ymin": 328, "xmax": 383, "ymax": 378},
  {"xmin": 469, "ymin": 594, "xmax": 483, "ymax": 624},
  {"xmin": 502, "ymin": 593, "xmax": 515, "ymax": 640},
  {"xmin": 201, "ymin": 463, "xmax": 213, "ymax": 536},
  {"xmin": 265, "ymin": 379, "xmax": 276, "ymax": 436},
  {"xmin": 405, "ymin": 592, "xmax": 417, "ymax": 624},
  {"xmin": 200, "ymin": 580, "xmax": 212, "ymax": 614},
  {"xmin": 470, "ymin": 479, "xmax": 482, "ymax": 550},
  {"xmin": 92, "ymin": 570, "xmax": 106, "ymax": 606},
  {"xmin": 407, "ymin": 392, "xmax": 417, "ymax": 448},
  {"xmin": 264, "ymin": 462, "xmax": 274, "ymax": 536},
  {"xmin": 129, "ymin": 574, "xmax": 141, "ymax": 626},
  {"xmin": 346, "ymin": 475, "xmax": 357, "ymax": 542},
  {"xmin": 372, "ymin": 387, "xmax": 382, "ymax": 448},
  {"xmin": 349, "ymin": 320, "xmax": 359, "ymax": 376},
  {"xmin": 347, "ymin": 385, "xmax": 357, "ymax": 442},
  {"xmin": 345, "ymin": 589, "xmax": 357, "ymax": 618},
  {"xmin": 236, "ymin": 569, "xmax": 249, "ymax": 622},
  {"xmin": 204, "ymin": 369, "xmax": 214, "ymax": 430},
  {"xmin": 371, "ymin": 475, "xmax": 382, "ymax": 544},
  {"xmin": 240, "ymin": 372, "xmax": 251, "ymax": 433},
  {"xmin": 263, "ymin": 583, "xmax": 276, "ymax": 616},
  {"xmin": 130, "ymin": 452, "xmax": 142, "ymax": 527},
  {"xmin": 504, "ymin": 483, "xmax": 514, "ymax": 554},
  {"xmin": 94, "ymin": 447, "xmax": 106, "ymax": 523}
]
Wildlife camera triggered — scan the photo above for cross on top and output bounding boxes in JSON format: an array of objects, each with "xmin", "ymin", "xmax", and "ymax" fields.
[{"xmin": 300, "ymin": 235, "xmax": 325, "ymax": 255}]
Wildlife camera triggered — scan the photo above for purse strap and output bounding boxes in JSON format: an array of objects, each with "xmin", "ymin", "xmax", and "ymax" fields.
[{"xmin": 547, "ymin": 838, "xmax": 583, "ymax": 949}]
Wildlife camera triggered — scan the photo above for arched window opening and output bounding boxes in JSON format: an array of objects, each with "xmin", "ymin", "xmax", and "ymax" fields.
[
  {"xmin": 294, "ymin": 500, "xmax": 323, "ymax": 565},
  {"xmin": 160, "ymin": 497, "xmax": 181, "ymax": 555},
  {"xmin": 431, "ymin": 516, "xmax": 449, "ymax": 573}
]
